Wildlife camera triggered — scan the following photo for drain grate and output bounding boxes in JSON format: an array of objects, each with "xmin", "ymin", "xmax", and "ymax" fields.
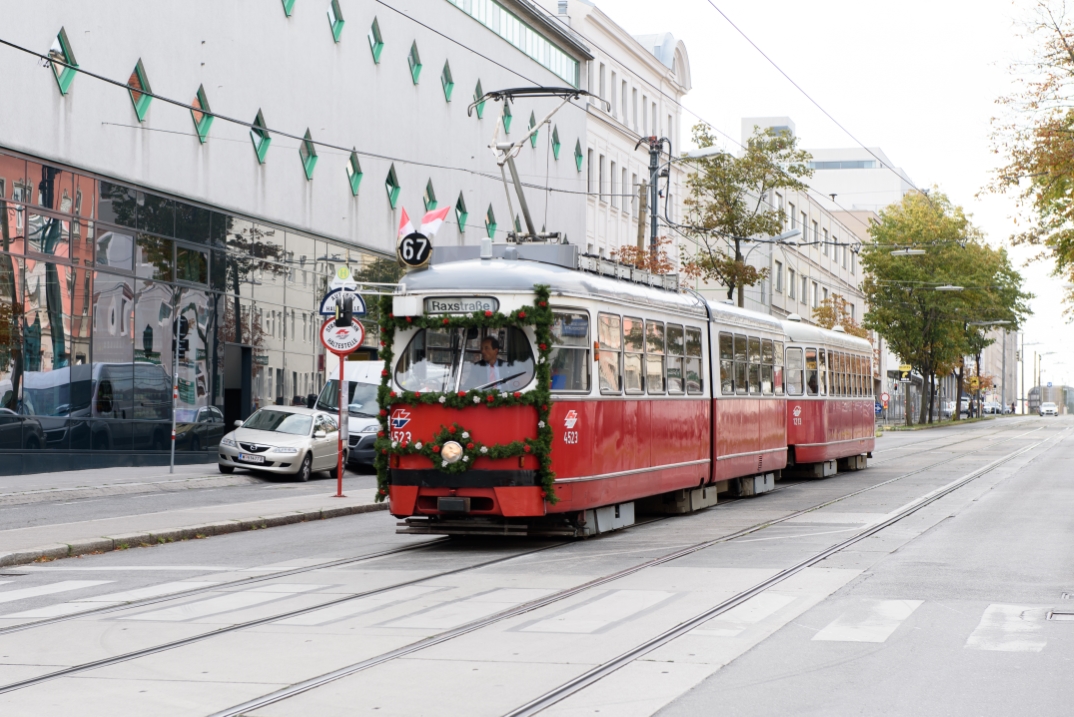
[{"xmin": 1047, "ymin": 610, "xmax": 1074, "ymax": 621}]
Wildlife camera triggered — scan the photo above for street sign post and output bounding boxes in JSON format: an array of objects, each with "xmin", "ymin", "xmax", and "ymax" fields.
[
  {"xmin": 320, "ymin": 316, "xmax": 366, "ymax": 498},
  {"xmin": 881, "ymin": 392, "xmax": 890, "ymax": 403}
]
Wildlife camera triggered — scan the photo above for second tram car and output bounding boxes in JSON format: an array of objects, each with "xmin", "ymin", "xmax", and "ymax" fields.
[{"xmin": 382, "ymin": 248, "xmax": 873, "ymax": 536}]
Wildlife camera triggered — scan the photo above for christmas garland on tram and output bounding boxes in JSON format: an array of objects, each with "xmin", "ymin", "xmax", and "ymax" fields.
[{"xmin": 373, "ymin": 284, "xmax": 559, "ymax": 503}]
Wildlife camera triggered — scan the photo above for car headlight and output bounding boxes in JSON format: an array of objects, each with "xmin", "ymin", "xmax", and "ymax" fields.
[
  {"xmin": 360, "ymin": 425, "xmax": 379, "ymax": 433},
  {"xmin": 220, "ymin": 437, "xmax": 236, "ymax": 447},
  {"xmin": 273, "ymin": 447, "xmax": 299, "ymax": 454},
  {"xmin": 440, "ymin": 441, "xmax": 464, "ymax": 464}
]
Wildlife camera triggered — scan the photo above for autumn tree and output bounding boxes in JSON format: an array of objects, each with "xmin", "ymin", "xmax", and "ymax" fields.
[
  {"xmin": 681, "ymin": 124, "xmax": 813, "ymax": 307},
  {"xmin": 812, "ymin": 294, "xmax": 870, "ymax": 339},
  {"xmin": 860, "ymin": 191, "xmax": 1031, "ymax": 425},
  {"xmin": 988, "ymin": 1, "xmax": 1074, "ymax": 309},
  {"xmin": 609, "ymin": 236, "xmax": 677, "ymax": 275}
]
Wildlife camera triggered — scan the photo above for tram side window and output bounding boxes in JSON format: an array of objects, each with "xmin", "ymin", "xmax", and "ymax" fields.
[
  {"xmin": 646, "ymin": 321, "xmax": 666, "ymax": 394},
  {"xmin": 734, "ymin": 334, "xmax": 748, "ymax": 396},
  {"xmin": 805, "ymin": 348, "xmax": 819, "ymax": 396},
  {"xmin": 598, "ymin": 313, "xmax": 622, "ymax": 394},
  {"xmin": 666, "ymin": 324, "xmax": 684, "ymax": 394},
  {"xmin": 686, "ymin": 327, "xmax": 704, "ymax": 395},
  {"xmin": 623, "ymin": 317, "xmax": 644, "ymax": 394},
  {"xmin": 719, "ymin": 332, "xmax": 734, "ymax": 395},
  {"xmin": 761, "ymin": 339, "xmax": 775, "ymax": 395},
  {"xmin": 748, "ymin": 337, "xmax": 762, "ymax": 394},
  {"xmin": 828, "ymin": 351, "xmax": 837, "ymax": 397},
  {"xmin": 786, "ymin": 347, "xmax": 804, "ymax": 395},
  {"xmin": 549, "ymin": 311, "xmax": 591, "ymax": 392},
  {"xmin": 773, "ymin": 340, "xmax": 785, "ymax": 395},
  {"xmin": 832, "ymin": 352, "xmax": 840, "ymax": 396},
  {"xmin": 818, "ymin": 349, "xmax": 828, "ymax": 395},
  {"xmin": 856, "ymin": 355, "xmax": 864, "ymax": 396},
  {"xmin": 852, "ymin": 355, "xmax": 859, "ymax": 396},
  {"xmin": 841, "ymin": 352, "xmax": 849, "ymax": 396}
]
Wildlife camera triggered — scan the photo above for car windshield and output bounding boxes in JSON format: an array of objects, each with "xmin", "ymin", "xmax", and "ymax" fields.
[
  {"xmin": 317, "ymin": 380, "xmax": 380, "ymax": 418},
  {"xmin": 241, "ymin": 409, "xmax": 312, "ymax": 435},
  {"xmin": 394, "ymin": 326, "xmax": 535, "ymax": 392}
]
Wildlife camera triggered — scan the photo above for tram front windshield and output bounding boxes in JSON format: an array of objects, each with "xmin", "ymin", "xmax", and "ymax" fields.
[{"xmin": 395, "ymin": 326, "xmax": 536, "ymax": 393}]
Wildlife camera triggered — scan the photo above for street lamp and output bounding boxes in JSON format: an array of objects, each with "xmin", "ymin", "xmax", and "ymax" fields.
[
  {"xmin": 934, "ymin": 285, "xmax": 964, "ymax": 291},
  {"xmin": 890, "ymin": 248, "xmax": 926, "ymax": 256}
]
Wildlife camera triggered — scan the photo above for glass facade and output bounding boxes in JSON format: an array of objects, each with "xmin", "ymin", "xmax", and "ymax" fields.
[{"xmin": 0, "ymin": 148, "xmax": 396, "ymax": 468}]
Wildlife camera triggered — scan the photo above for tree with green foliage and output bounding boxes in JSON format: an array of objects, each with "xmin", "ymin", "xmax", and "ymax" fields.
[
  {"xmin": 681, "ymin": 124, "xmax": 813, "ymax": 307},
  {"xmin": 861, "ymin": 191, "xmax": 1031, "ymax": 425}
]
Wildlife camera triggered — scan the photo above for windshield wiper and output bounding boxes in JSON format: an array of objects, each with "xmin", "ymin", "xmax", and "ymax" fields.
[{"xmin": 474, "ymin": 372, "xmax": 527, "ymax": 391}]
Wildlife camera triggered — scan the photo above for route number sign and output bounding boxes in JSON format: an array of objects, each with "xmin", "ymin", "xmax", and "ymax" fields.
[{"xmin": 398, "ymin": 232, "xmax": 432, "ymax": 269}]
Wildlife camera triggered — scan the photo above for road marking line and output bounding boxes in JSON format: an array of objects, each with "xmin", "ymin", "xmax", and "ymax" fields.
[
  {"xmin": 275, "ymin": 585, "xmax": 442, "ymax": 626},
  {"xmin": 813, "ymin": 599, "xmax": 923, "ymax": 643},
  {"xmin": 122, "ymin": 584, "xmax": 326, "ymax": 622},
  {"xmin": 691, "ymin": 592, "xmax": 797, "ymax": 637},
  {"xmin": 384, "ymin": 588, "xmax": 553, "ymax": 630},
  {"xmin": 0, "ymin": 581, "xmax": 113, "ymax": 606},
  {"xmin": 965, "ymin": 604, "xmax": 1047, "ymax": 652},
  {"xmin": 522, "ymin": 590, "xmax": 676, "ymax": 634},
  {"xmin": 4, "ymin": 581, "xmax": 221, "ymax": 619}
]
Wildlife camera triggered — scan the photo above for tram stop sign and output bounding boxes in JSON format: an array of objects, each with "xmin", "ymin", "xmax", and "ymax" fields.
[{"xmin": 320, "ymin": 317, "xmax": 365, "ymax": 355}]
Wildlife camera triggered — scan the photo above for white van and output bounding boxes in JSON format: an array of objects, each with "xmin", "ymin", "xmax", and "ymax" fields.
[{"xmin": 315, "ymin": 361, "xmax": 382, "ymax": 468}]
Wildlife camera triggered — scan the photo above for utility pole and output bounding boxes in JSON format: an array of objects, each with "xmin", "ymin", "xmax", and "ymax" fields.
[
  {"xmin": 646, "ymin": 137, "xmax": 660, "ymax": 255},
  {"xmin": 1019, "ymin": 333, "xmax": 1024, "ymax": 414},
  {"xmin": 636, "ymin": 180, "xmax": 648, "ymax": 251}
]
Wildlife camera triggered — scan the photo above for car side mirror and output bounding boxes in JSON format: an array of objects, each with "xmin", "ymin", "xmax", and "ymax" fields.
[
  {"xmin": 234, "ymin": 420, "xmax": 244, "ymax": 427},
  {"xmin": 314, "ymin": 430, "xmax": 327, "ymax": 439}
]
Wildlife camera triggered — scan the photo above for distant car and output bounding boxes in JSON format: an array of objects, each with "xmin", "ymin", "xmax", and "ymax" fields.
[
  {"xmin": 1040, "ymin": 402, "xmax": 1059, "ymax": 416},
  {"xmin": 941, "ymin": 401, "xmax": 956, "ymax": 418},
  {"xmin": 983, "ymin": 401, "xmax": 1003, "ymax": 415},
  {"xmin": 174, "ymin": 406, "xmax": 227, "ymax": 452},
  {"xmin": 218, "ymin": 406, "xmax": 344, "ymax": 481}
]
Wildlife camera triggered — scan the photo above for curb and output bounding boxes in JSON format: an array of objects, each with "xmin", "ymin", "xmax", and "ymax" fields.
[{"xmin": 0, "ymin": 502, "xmax": 388, "ymax": 568}]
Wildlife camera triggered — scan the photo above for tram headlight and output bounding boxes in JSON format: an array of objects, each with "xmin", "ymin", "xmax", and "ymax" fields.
[{"xmin": 440, "ymin": 440, "xmax": 464, "ymax": 464}]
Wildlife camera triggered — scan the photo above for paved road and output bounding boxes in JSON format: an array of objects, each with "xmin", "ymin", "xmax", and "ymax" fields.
[{"xmin": 0, "ymin": 416, "xmax": 1065, "ymax": 716}]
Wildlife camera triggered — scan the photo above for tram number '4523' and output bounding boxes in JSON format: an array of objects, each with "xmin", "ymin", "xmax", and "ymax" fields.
[
  {"xmin": 392, "ymin": 431, "xmax": 412, "ymax": 443},
  {"xmin": 563, "ymin": 431, "xmax": 580, "ymax": 445}
]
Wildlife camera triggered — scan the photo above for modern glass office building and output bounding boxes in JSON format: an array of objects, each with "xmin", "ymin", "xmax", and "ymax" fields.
[{"xmin": 0, "ymin": 147, "xmax": 389, "ymax": 474}]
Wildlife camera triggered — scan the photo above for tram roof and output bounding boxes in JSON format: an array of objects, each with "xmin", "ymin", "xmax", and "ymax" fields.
[
  {"xmin": 779, "ymin": 319, "xmax": 873, "ymax": 352},
  {"xmin": 399, "ymin": 258, "xmax": 709, "ymax": 317},
  {"xmin": 706, "ymin": 300, "xmax": 786, "ymax": 334}
]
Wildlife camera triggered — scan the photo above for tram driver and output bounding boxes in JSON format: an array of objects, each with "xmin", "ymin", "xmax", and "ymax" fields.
[{"xmin": 461, "ymin": 335, "xmax": 520, "ymax": 390}]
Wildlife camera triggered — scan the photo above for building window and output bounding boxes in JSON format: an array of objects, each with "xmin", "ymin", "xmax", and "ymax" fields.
[
  {"xmin": 299, "ymin": 129, "xmax": 318, "ymax": 180},
  {"xmin": 528, "ymin": 111, "xmax": 538, "ymax": 148},
  {"xmin": 127, "ymin": 59, "xmax": 153, "ymax": 122},
  {"xmin": 822, "ymin": 228, "xmax": 829, "ymax": 255},
  {"xmin": 441, "ymin": 60, "xmax": 454, "ymax": 101},
  {"xmin": 801, "ymin": 276, "xmax": 808, "ymax": 304},
  {"xmin": 652, "ymin": 102, "xmax": 657, "ymax": 137},
  {"xmin": 327, "ymin": 0, "xmax": 345, "ymax": 42},
  {"xmin": 811, "ymin": 220, "xmax": 818, "ymax": 244},
  {"xmin": 622, "ymin": 80, "xmax": 628, "ymax": 120},
  {"xmin": 774, "ymin": 261, "xmax": 783, "ymax": 293},
  {"xmin": 446, "ymin": 0, "xmax": 580, "ymax": 86},
  {"xmin": 587, "ymin": 149, "xmax": 594, "ymax": 192},
  {"xmin": 668, "ymin": 114, "xmax": 674, "ymax": 147},
  {"xmin": 575, "ymin": 140, "xmax": 584, "ymax": 172},
  {"xmin": 423, "ymin": 179, "xmax": 437, "ymax": 211},
  {"xmin": 788, "ymin": 268, "xmax": 796, "ymax": 299},
  {"xmin": 473, "ymin": 80, "xmax": 485, "ymax": 118},
  {"xmin": 455, "ymin": 193, "xmax": 468, "ymax": 230},
  {"xmin": 610, "ymin": 71, "xmax": 617, "ymax": 115},
  {"xmin": 385, "ymin": 164, "xmax": 401, "ymax": 208},
  {"xmin": 801, "ymin": 211, "xmax": 807, "ymax": 237},
  {"xmin": 789, "ymin": 203, "xmax": 796, "ymax": 229},
  {"xmin": 347, "ymin": 152, "xmax": 363, "ymax": 196},
  {"xmin": 811, "ymin": 281, "xmax": 819, "ymax": 308},
  {"xmin": 282, "ymin": 0, "xmax": 296, "ymax": 16},
  {"xmin": 610, "ymin": 161, "xmax": 618, "ymax": 208},
  {"xmin": 599, "ymin": 154, "xmax": 606, "ymax": 203},
  {"xmin": 48, "ymin": 27, "xmax": 78, "ymax": 95},
  {"xmin": 632, "ymin": 88, "xmax": 638, "ymax": 131},
  {"xmin": 822, "ymin": 287, "xmax": 829, "ymax": 302},
  {"xmin": 367, "ymin": 17, "xmax": 385, "ymax": 63},
  {"xmin": 501, "ymin": 101, "xmax": 512, "ymax": 133},
  {"xmin": 551, "ymin": 125, "xmax": 561, "ymax": 159},
  {"xmin": 485, "ymin": 204, "xmax": 497, "ymax": 238},
  {"xmin": 250, "ymin": 109, "xmax": 271, "ymax": 164},
  {"xmin": 631, "ymin": 173, "xmax": 638, "ymax": 215},
  {"xmin": 599, "ymin": 63, "xmax": 606, "ymax": 99},
  {"xmin": 622, "ymin": 168, "xmax": 629, "ymax": 215},
  {"xmin": 841, "ymin": 242, "xmax": 848, "ymax": 268},
  {"xmin": 190, "ymin": 85, "xmax": 213, "ymax": 144},
  {"xmin": 641, "ymin": 95, "xmax": 648, "ymax": 134},
  {"xmin": 408, "ymin": 42, "xmax": 422, "ymax": 83},
  {"xmin": 851, "ymin": 251, "xmax": 856, "ymax": 274}
]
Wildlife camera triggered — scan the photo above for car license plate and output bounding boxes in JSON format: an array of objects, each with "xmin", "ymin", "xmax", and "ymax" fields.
[{"xmin": 238, "ymin": 453, "xmax": 265, "ymax": 464}]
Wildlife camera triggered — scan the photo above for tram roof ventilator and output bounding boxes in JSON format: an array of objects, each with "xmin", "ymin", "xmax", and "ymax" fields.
[{"xmin": 430, "ymin": 87, "xmax": 680, "ymax": 294}]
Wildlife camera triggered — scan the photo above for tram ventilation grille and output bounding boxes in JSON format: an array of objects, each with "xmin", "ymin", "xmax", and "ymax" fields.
[
  {"xmin": 577, "ymin": 254, "xmax": 679, "ymax": 292},
  {"xmin": 1047, "ymin": 610, "xmax": 1074, "ymax": 621}
]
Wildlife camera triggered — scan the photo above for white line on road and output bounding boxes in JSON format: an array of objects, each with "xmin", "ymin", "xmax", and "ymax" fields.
[
  {"xmin": 385, "ymin": 588, "xmax": 554, "ymax": 630},
  {"xmin": 813, "ymin": 600, "xmax": 923, "ymax": 643},
  {"xmin": 0, "ymin": 580, "xmax": 113, "ymax": 605},
  {"xmin": 965, "ymin": 604, "xmax": 1047, "ymax": 652},
  {"xmin": 4, "ymin": 581, "xmax": 221, "ymax": 618},
  {"xmin": 122, "ymin": 583, "xmax": 327, "ymax": 622},
  {"xmin": 17, "ymin": 566, "xmax": 300, "ymax": 572},
  {"xmin": 522, "ymin": 590, "xmax": 676, "ymax": 634},
  {"xmin": 275, "ymin": 585, "xmax": 443, "ymax": 626},
  {"xmin": 691, "ymin": 592, "xmax": 797, "ymax": 637}
]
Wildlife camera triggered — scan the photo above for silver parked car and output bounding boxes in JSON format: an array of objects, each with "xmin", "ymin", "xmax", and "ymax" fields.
[{"xmin": 217, "ymin": 406, "xmax": 346, "ymax": 481}]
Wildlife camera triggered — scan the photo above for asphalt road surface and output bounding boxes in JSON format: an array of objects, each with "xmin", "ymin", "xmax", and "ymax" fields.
[{"xmin": 0, "ymin": 416, "xmax": 1067, "ymax": 717}]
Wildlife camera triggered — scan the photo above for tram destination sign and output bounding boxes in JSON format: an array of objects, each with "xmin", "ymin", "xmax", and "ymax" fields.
[{"xmin": 424, "ymin": 296, "xmax": 500, "ymax": 314}]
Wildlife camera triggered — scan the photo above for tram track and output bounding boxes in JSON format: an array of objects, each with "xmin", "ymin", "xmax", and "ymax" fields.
[{"xmin": 0, "ymin": 421, "xmax": 1044, "ymax": 703}]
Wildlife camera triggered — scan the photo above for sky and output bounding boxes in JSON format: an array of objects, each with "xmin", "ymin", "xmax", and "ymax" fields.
[{"xmin": 602, "ymin": 0, "xmax": 1073, "ymax": 386}]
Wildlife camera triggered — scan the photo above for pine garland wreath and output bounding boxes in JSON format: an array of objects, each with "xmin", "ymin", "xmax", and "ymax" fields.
[{"xmin": 373, "ymin": 284, "xmax": 556, "ymax": 503}]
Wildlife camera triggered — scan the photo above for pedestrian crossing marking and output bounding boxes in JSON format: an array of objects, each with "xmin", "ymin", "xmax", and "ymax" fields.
[
  {"xmin": 813, "ymin": 599, "xmax": 922, "ymax": 643},
  {"xmin": 965, "ymin": 604, "xmax": 1047, "ymax": 652},
  {"xmin": 275, "ymin": 585, "xmax": 441, "ymax": 626},
  {"xmin": 384, "ymin": 588, "xmax": 553, "ymax": 630},
  {"xmin": 522, "ymin": 590, "xmax": 676, "ymax": 634},
  {"xmin": 691, "ymin": 592, "xmax": 797, "ymax": 637},
  {"xmin": 5, "ymin": 581, "xmax": 219, "ymax": 619},
  {"xmin": 122, "ymin": 583, "xmax": 326, "ymax": 622},
  {"xmin": 0, "ymin": 580, "xmax": 112, "ymax": 606}
]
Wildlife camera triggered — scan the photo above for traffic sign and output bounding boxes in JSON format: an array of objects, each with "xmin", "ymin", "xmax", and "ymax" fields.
[
  {"xmin": 899, "ymin": 364, "xmax": 912, "ymax": 372},
  {"xmin": 319, "ymin": 288, "xmax": 367, "ymax": 317},
  {"xmin": 320, "ymin": 318, "xmax": 365, "ymax": 355},
  {"xmin": 1048, "ymin": 381, "xmax": 1053, "ymax": 388},
  {"xmin": 881, "ymin": 392, "xmax": 890, "ymax": 402},
  {"xmin": 328, "ymin": 266, "xmax": 358, "ymax": 291},
  {"xmin": 874, "ymin": 403, "xmax": 882, "ymax": 415},
  {"xmin": 398, "ymin": 232, "xmax": 432, "ymax": 269}
]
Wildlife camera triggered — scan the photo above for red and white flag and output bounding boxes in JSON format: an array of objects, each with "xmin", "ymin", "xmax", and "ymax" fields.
[
  {"xmin": 420, "ymin": 206, "xmax": 451, "ymax": 237},
  {"xmin": 398, "ymin": 207, "xmax": 415, "ymax": 237}
]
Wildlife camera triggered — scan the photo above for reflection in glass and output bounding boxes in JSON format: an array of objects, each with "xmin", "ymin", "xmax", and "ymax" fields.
[
  {"xmin": 95, "ymin": 229, "xmax": 134, "ymax": 270},
  {"xmin": 176, "ymin": 245, "xmax": 208, "ymax": 284},
  {"xmin": 136, "ymin": 234, "xmax": 173, "ymax": 281},
  {"xmin": 97, "ymin": 182, "xmax": 139, "ymax": 228},
  {"xmin": 0, "ymin": 256, "xmax": 23, "ymax": 410}
]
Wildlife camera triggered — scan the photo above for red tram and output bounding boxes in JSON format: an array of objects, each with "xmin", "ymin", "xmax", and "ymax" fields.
[{"xmin": 376, "ymin": 248, "xmax": 873, "ymax": 536}]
